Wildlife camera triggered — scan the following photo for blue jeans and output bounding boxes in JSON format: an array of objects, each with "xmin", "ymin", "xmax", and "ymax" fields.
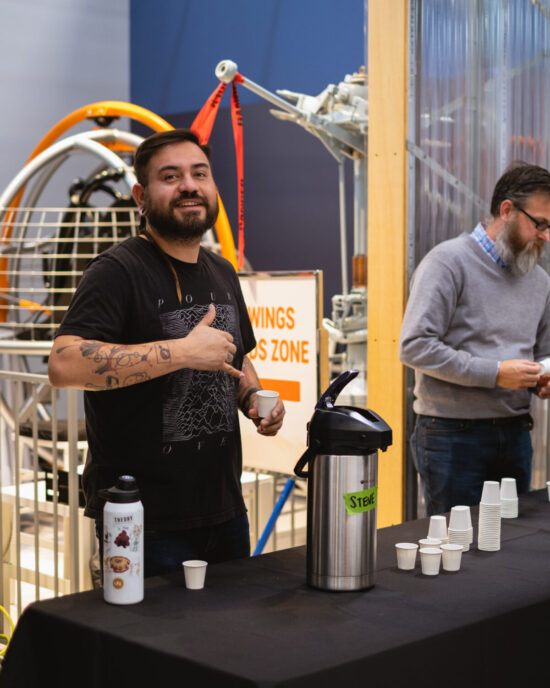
[
  {"xmin": 411, "ymin": 415, "xmax": 533, "ymax": 516},
  {"xmin": 96, "ymin": 513, "xmax": 250, "ymax": 578}
]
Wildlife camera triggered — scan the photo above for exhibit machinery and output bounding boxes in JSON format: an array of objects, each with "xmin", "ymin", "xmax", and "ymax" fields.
[{"xmin": 215, "ymin": 59, "xmax": 369, "ymax": 406}]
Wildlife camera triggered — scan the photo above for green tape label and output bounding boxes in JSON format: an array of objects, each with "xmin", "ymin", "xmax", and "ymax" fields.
[{"xmin": 343, "ymin": 486, "xmax": 378, "ymax": 515}]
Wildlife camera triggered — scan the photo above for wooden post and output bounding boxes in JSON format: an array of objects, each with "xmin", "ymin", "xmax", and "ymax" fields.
[{"xmin": 367, "ymin": 0, "xmax": 408, "ymax": 526}]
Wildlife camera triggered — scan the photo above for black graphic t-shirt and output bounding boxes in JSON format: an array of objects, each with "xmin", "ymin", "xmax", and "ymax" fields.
[{"xmin": 57, "ymin": 236, "xmax": 256, "ymax": 530}]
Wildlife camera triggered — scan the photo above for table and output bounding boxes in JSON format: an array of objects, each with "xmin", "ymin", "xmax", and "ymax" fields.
[{"xmin": 1, "ymin": 490, "xmax": 550, "ymax": 687}]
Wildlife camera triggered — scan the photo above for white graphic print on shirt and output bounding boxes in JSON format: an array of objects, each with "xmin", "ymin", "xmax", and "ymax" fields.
[{"xmin": 159, "ymin": 303, "xmax": 237, "ymax": 444}]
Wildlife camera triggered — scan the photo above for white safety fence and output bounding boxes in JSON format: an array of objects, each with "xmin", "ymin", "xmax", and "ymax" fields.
[
  {"xmin": 0, "ymin": 355, "xmax": 91, "ymax": 633},
  {"xmin": 0, "ymin": 347, "xmax": 306, "ymax": 633}
]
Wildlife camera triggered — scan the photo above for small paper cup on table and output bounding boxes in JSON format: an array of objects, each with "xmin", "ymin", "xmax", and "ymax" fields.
[
  {"xmin": 182, "ymin": 560, "xmax": 208, "ymax": 590},
  {"xmin": 419, "ymin": 547, "xmax": 442, "ymax": 576},
  {"xmin": 427, "ymin": 515, "xmax": 447, "ymax": 542},
  {"xmin": 441, "ymin": 543, "xmax": 463, "ymax": 572},
  {"xmin": 395, "ymin": 542, "xmax": 418, "ymax": 570},
  {"xmin": 419, "ymin": 537, "xmax": 441, "ymax": 549},
  {"xmin": 256, "ymin": 390, "xmax": 279, "ymax": 417},
  {"xmin": 500, "ymin": 478, "xmax": 518, "ymax": 500},
  {"xmin": 547, "ymin": 481, "xmax": 550, "ymax": 502}
]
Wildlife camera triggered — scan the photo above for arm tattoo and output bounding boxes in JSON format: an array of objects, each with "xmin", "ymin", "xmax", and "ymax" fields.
[
  {"xmin": 155, "ymin": 343, "xmax": 171, "ymax": 364},
  {"xmin": 123, "ymin": 372, "xmax": 152, "ymax": 385},
  {"xmin": 84, "ymin": 372, "xmax": 152, "ymax": 391},
  {"xmin": 54, "ymin": 339, "xmax": 156, "ymax": 390},
  {"xmin": 237, "ymin": 356, "xmax": 262, "ymax": 412},
  {"xmin": 85, "ymin": 375, "xmax": 120, "ymax": 391},
  {"xmin": 79, "ymin": 341, "xmax": 152, "ymax": 375}
]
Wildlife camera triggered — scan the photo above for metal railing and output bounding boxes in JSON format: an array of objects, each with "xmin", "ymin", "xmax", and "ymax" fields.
[{"xmin": 0, "ymin": 348, "xmax": 93, "ymax": 632}]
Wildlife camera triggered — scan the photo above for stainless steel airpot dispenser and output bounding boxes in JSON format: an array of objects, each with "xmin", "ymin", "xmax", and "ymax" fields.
[{"xmin": 294, "ymin": 370, "xmax": 392, "ymax": 591}]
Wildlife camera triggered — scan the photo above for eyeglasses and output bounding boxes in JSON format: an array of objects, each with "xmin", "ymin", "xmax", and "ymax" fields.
[{"xmin": 515, "ymin": 205, "xmax": 550, "ymax": 233}]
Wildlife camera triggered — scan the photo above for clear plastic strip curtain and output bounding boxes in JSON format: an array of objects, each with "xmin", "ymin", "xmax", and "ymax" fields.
[{"xmin": 408, "ymin": 0, "xmax": 550, "ymax": 498}]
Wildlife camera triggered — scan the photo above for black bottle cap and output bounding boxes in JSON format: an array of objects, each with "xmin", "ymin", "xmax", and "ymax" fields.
[{"xmin": 98, "ymin": 475, "xmax": 141, "ymax": 503}]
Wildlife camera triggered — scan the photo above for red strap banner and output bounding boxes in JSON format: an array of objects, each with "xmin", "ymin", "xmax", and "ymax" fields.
[
  {"xmin": 190, "ymin": 82, "xmax": 227, "ymax": 144},
  {"xmin": 231, "ymin": 82, "xmax": 245, "ymax": 270},
  {"xmin": 190, "ymin": 78, "xmax": 245, "ymax": 270}
]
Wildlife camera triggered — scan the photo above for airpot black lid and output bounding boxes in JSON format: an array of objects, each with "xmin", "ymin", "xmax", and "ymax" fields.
[
  {"xmin": 307, "ymin": 406, "xmax": 392, "ymax": 454},
  {"xmin": 307, "ymin": 370, "xmax": 392, "ymax": 454},
  {"xmin": 98, "ymin": 475, "xmax": 141, "ymax": 503}
]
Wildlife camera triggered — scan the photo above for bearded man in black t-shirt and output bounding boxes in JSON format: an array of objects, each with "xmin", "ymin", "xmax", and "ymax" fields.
[{"xmin": 48, "ymin": 129, "xmax": 285, "ymax": 576}]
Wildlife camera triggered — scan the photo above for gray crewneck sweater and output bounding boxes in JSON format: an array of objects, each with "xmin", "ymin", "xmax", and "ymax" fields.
[{"xmin": 399, "ymin": 231, "xmax": 550, "ymax": 418}]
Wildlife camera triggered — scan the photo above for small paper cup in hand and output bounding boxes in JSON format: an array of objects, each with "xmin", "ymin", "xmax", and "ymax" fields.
[
  {"xmin": 257, "ymin": 390, "xmax": 279, "ymax": 417},
  {"xmin": 182, "ymin": 560, "xmax": 208, "ymax": 589},
  {"xmin": 395, "ymin": 542, "xmax": 418, "ymax": 570},
  {"xmin": 441, "ymin": 543, "xmax": 463, "ymax": 572},
  {"xmin": 419, "ymin": 547, "xmax": 442, "ymax": 576}
]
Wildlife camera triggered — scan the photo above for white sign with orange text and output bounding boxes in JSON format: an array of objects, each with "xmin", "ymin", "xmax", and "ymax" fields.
[{"xmin": 238, "ymin": 271, "xmax": 325, "ymax": 475}]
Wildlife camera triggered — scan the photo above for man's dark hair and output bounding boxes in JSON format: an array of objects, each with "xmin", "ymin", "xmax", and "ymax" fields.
[
  {"xmin": 133, "ymin": 128, "xmax": 211, "ymax": 188},
  {"xmin": 490, "ymin": 161, "xmax": 550, "ymax": 216}
]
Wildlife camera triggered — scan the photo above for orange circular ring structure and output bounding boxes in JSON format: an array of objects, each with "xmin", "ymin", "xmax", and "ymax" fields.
[{"xmin": 0, "ymin": 101, "xmax": 238, "ymax": 318}]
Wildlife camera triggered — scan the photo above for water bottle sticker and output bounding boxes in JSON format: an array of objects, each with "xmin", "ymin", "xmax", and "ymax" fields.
[
  {"xmin": 343, "ymin": 486, "xmax": 377, "ymax": 514},
  {"xmin": 130, "ymin": 524, "xmax": 142, "ymax": 551},
  {"xmin": 106, "ymin": 524, "xmax": 142, "ymax": 551},
  {"xmin": 114, "ymin": 530, "xmax": 130, "ymax": 548},
  {"xmin": 110, "ymin": 556, "xmax": 130, "ymax": 573}
]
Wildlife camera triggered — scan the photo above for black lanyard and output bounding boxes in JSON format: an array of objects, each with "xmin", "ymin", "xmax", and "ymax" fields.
[{"xmin": 141, "ymin": 228, "xmax": 184, "ymax": 305}]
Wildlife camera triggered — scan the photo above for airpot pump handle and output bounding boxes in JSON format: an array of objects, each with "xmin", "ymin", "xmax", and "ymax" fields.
[
  {"xmin": 316, "ymin": 369, "xmax": 359, "ymax": 410},
  {"xmin": 294, "ymin": 446, "xmax": 316, "ymax": 478}
]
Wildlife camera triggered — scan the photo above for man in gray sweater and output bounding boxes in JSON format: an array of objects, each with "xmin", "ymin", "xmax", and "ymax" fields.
[{"xmin": 400, "ymin": 162, "xmax": 550, "ymax": 515}]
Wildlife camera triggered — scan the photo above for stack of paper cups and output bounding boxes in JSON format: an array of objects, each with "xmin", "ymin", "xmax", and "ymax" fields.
[
  {"xmin": 500, "ymin": 477, "xmax": 518, "ymax": 518},
  {"xmin": 447, "ymin": 505, "xmax": 473, "ymax": 552},
  {"xmin": 427, "ymin": 515, "xmax": 448, "ymax": 544},
  {"xmin": 478, "ymin": 481, "xmax": 501, "ymax": 551}
]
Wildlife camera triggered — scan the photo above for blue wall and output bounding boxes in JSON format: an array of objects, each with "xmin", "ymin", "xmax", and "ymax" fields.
[{"xmin": 130, "ymin": 0, "xmax": 366, "ymax": 315}]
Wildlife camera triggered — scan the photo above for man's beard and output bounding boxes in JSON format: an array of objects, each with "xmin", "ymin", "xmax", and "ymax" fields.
[
  {"xmin": 495, "ymin": 217, "xmax": 544, "ymax": 276},
  {"xmin": 144, "ymin": 191, "xmax": 219, "ymax": 243}
]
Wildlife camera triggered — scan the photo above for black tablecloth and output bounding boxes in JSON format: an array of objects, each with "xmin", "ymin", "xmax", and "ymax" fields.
[{"xmin": 2, "ymin": 490, "xmax": 550, "ymax": 687}]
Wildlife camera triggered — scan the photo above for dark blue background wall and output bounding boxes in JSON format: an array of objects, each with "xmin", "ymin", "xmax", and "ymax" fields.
[{"xmin": 130, "ymin": 0, "xmax": 366, "ymax": 315}]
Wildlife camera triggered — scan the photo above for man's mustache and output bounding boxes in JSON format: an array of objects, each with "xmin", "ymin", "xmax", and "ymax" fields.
[{"xmin": 170, "ymin": 191, "xmax": 206, "ymax": 207}]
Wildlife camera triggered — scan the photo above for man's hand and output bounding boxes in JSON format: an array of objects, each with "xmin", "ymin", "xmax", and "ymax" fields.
[
  {"xmin": 496, "ymin": 359, "xmax": 542, "ymax": 390},
  {"xmin": 181, "ymin": 304, "xmax": 242, "ymax": 379},
  {"xmin": 247, "ymin": 397, "xmax": 285, "ymax": 436}
]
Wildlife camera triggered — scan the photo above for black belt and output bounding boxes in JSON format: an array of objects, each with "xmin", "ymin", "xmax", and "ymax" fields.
[{"xmin": 422, "ymin": 413, "xmax": 533, "ymax": 427}]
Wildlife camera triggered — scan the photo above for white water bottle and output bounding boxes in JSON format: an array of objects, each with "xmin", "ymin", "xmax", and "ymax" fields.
[{"xmin": 100, "ymin": 475, "xmax": 144, "ymax": 605}]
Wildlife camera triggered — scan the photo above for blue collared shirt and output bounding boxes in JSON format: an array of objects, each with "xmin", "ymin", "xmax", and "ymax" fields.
[{"xmin": 471, "ymin": 222, "xmax": 507, "ymax": 268}]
